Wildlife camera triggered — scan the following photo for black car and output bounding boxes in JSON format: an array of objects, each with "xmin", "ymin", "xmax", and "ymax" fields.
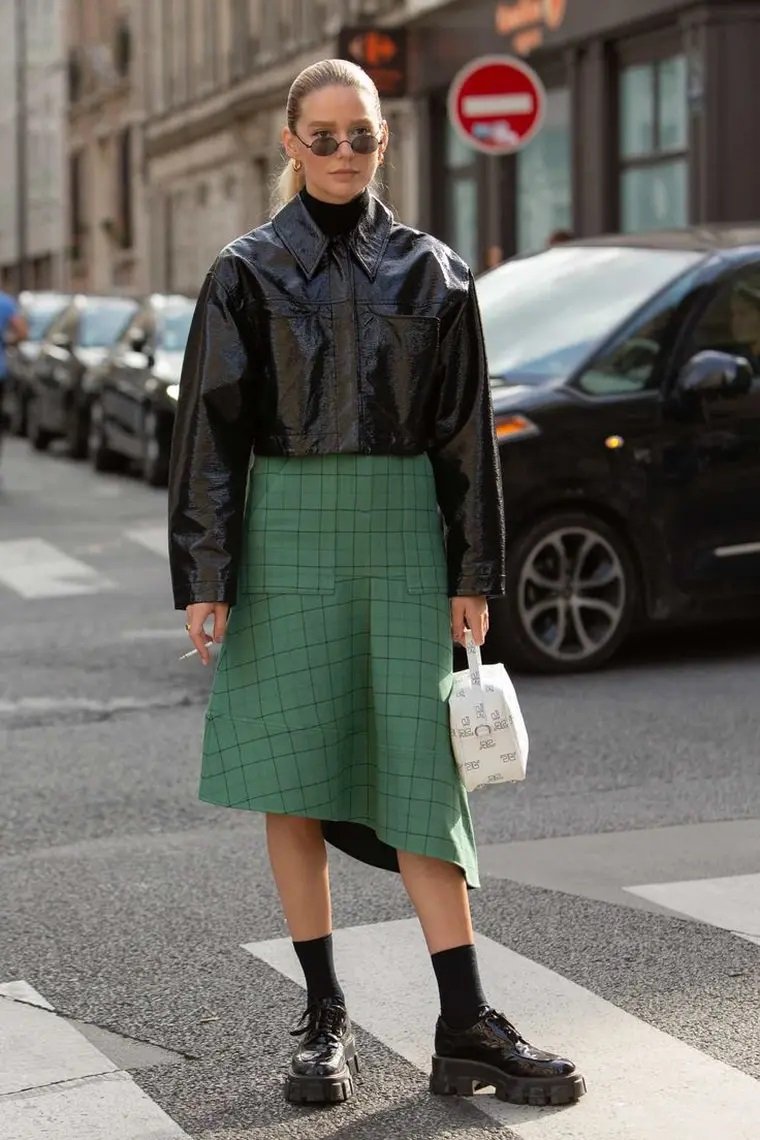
[
  {"xmin": 477, "ymin": 226, "xmax": 760, "ymax": 673},
  {"xmin": 26, "ymin": 294, "xmax": 139, "ymax": 457},
  {"xmin": 89, "ymin": 294, "xmax": 195, "ymax": 485},
  {"xmin": 4, "ymin": 291, "xmax": 70, "ymax": 435}
]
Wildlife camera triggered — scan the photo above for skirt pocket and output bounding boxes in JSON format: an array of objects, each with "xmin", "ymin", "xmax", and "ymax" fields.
[
  {"xmin": 402, "ymin": 528, "xmax": 449, "ymax": 595},
  {"xmin": 239, "ymin": 528, "xmax": 336, "ymax": 595}
]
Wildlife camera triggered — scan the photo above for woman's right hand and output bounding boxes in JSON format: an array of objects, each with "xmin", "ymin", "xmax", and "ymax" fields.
[{"xmin": 185, "ymin": 602, "xmax": 229, "ymax": 666}]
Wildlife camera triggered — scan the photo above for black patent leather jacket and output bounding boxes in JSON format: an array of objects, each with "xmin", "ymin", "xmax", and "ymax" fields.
[{"xmin": 168, "ymin": 193, "xmax": 506, "ymax": 608}]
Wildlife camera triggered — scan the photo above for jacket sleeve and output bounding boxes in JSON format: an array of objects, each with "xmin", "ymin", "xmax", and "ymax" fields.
[
  {"xmin": 168, "ymin": 262, "xmax": 254, "ymax": 610},
  {"xmin": 427, "ymin": 270, "xmax": 507, "ymax": 597}
]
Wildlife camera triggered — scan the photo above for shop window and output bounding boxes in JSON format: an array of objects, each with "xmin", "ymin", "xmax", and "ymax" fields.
[
  {"xmin": 619, "ymin": 56, "xmax": 688, "ymax": 232},
  {"xmin": 516, "ymin": 86, "xmax": 571, "ymax": 253}
]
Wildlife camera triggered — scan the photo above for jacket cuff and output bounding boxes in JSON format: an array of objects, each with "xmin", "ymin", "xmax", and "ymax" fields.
[{"xmin": 173, "ymin": 577, "xmax": 237, "ymax": 610}]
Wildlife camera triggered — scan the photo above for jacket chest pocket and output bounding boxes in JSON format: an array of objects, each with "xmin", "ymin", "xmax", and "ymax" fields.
[{"xmin": 359, "ymin": 309, "xmax": 440, "ymax": 378}]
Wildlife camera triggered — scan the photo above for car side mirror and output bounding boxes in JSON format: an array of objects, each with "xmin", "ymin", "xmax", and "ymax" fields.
[
  {"xmin": 51, "ymin": 330, "xmax": 72, "ymax": 351},
  {"xmin": 676, "ymin": 350, "xmax": 753, "ymax": 398},
  {"xmin": 127, "ymin": 329, "xmax": 147, "ymax": 353}
]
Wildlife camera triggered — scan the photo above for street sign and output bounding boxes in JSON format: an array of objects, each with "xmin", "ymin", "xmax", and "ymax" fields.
[{"xmin": 447, "ymin": 54, "xmax": 546, "ymax": 155}]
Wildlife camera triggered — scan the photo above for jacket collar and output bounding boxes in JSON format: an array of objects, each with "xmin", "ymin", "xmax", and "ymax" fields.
[{"xmin": 272, "ymin": 191, "xmax": 393, "ymax": 281}]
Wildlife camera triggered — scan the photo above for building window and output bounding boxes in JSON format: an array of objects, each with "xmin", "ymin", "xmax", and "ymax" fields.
[
  {"xmin": 117, "ymin": 128, "xmax": 133, "ymax": 250},
  {"xmin": 619, "ymin": 55, "xmax": 688, "ymax": 232},
  {"xmin": 516, "ymin": 86, "xmax": 572, "ymax": 253},
  {"xmin": 69, "ymin": 150, "xmax": 85, "ymax": 262},
  {"xmin": 443, "ymin": 121, "xmax": 478, "ymax": 271}
]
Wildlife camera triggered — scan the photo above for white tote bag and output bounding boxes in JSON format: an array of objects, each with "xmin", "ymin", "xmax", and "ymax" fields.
[{"xmin": 448, "ymin": 629, "xmax": 529, "ymax": 792}]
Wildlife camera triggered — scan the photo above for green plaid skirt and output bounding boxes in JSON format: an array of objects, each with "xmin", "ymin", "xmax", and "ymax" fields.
[{"xmin": 200, "ymin": 452, "xmax": 479, "ymax": 888}]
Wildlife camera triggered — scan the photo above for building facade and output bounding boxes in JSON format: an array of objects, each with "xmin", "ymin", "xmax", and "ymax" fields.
[
  {"xmin": 410, "ymin": 0, "xmax": 760, "ymax": 270},
  {"xmin": 66, "ymin": 0, "xmax": 147, "ymax": 294},
  {"xmin": 0, "ymin": 0, "xmax": 67, "ymax": 291},
  {"xmin": 134, "ymin": 0, "xmax": 416, "ymax": 297}
]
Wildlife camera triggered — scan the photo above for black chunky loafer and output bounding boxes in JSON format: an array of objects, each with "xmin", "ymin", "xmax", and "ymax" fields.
[
  {"xmin": 430, "ymin": 1005, "xmax": 586, "ymax": 1107},
  {"xmin": 286, "ymin": 996, "xmax": 359, "ymax": 1104}
]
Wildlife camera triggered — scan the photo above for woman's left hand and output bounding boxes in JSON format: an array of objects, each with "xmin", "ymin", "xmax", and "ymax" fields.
[{"xmin": 450, "ymin": 595, "xmax": 489, "ymax": 647}]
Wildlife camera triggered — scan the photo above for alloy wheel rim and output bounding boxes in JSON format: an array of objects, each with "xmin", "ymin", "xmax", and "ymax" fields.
[{"xmin": 518, "ymin": 526, "xmax": 626, "ymax": 662}]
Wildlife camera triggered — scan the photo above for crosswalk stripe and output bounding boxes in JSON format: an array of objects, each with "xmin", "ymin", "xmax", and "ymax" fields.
[
  {"xmin": 625, "ymin": 872, "xmax": 760, "ymax": 946},
  {"xmin": 243, "ymin": 918, "xmax": 760, "ymax": 1139},
  {"xmin": 126, "ymin": 526, "xmax": 169, "ymax": 559},
  {"xmin": 0, "ymin": 982, "xmax": 191, "ymax": 1138},
  {"xmin": 0, "ymin": 539, "xmax": 115, "ymax": 599}
]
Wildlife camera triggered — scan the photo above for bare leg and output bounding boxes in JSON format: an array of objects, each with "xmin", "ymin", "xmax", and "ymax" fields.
[
  {"xmin": 266, "ymin": 813, "xmax": 332, "ymax": 941},
  {"xmin": 397, "ymin": 849, "xmax": 474, "ymax": 953}
]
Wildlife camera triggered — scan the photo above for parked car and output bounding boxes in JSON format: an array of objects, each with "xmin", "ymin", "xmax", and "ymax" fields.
[
  {"xmin": 88, "ymin": 294, "xmax": 195, "ymax": 485},
  {"xmin": 26, "ymin": 294, "xmax": 139, "ymax": 456},
  {"xmin": 477, "ymin": 225, "xmax": 760, "ymax": 673},
  {"xmin": 4, "ymin": 291, "xmax": 70, "ymax": 435}
]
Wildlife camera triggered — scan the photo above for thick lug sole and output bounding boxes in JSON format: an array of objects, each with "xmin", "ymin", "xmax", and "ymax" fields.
[
  {"xmin": 430, "ymin": 1054, "xmax": 586, "ymax": 1107},
  {"xmin": 285, "ymin": 1041, "xmax": 360, "ymax": 1105}
]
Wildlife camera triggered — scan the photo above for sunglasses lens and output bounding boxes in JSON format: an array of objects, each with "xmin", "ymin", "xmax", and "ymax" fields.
[
  {"xmin": 351, "ymin": 135, "xmax": 379, "ymax": 154},
  {"xmin": 311, "ymin": 137, "xmax": 338, "ymax": 156}
]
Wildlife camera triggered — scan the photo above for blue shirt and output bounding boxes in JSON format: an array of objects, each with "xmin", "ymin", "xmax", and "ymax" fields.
[{"xmin": 0, "ymin": 291, "xmax": 19, "ymax": 381}]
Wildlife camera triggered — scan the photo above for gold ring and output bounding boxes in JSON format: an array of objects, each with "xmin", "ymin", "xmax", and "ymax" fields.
[{"xmin": 185, "ymin": 623, "xmax": 191, "ymax": 631}]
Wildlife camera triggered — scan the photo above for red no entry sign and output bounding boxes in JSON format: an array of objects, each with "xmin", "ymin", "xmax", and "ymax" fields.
[{"xmin": 447, "ymin": 54, "xmax": 546, "ymax": 155}]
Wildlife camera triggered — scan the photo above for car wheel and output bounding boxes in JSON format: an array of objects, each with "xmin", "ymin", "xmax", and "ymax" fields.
[
  {"xmin": 141, "ymin": 409, "xmax": 168, "ymax": 487},
  {"xmin": 488, "ymin": 510, "xmax": 638, "ymax": 674},
  {"xmin": 88, "ymin": 399, "xmax": 123, "ymax": 473},
  {"xmin": 65, "ymin": 402, "xmax": 90, "ymax": 460},
  {"xmin": 26, "ymin": 397, "xmax": 53, "ymax": 452}
]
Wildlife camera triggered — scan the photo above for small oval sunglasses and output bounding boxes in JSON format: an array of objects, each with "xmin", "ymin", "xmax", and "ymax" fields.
[{"xmin": 293, "ymin": 130, "xmax": 381, "ymax": 157}]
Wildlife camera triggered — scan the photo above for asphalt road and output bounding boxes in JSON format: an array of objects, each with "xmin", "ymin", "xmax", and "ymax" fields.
[{"xmin": 1, "ymin": 435, "xmax": 759, "ymax": 1140}]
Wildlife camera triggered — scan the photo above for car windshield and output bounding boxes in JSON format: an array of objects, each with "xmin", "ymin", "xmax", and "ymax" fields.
[
  {"xmin": 159, "ymin": 306, "xmax": 194, "ymax": 353},
  {"xmin": 25, "ymin": 298, "xmax": 68, "ymax": 341},
  {"xmin": 476, "ymin": 246, "xmax": 705, "ymax": 385},
  {"xmin": 80, "ymin": 299, "xmax": 138, "ymax": 348}
]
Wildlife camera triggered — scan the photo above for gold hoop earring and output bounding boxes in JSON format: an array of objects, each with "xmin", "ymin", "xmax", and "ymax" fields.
[{"xmin": 293, "ymin": 159, "xmax": 303, "ymax": 172}]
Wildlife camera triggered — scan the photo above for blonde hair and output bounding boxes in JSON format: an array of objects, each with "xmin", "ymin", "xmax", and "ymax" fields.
[{"xmin": 272, "ymin": 58, "xmax": 383, "ymax": 213}]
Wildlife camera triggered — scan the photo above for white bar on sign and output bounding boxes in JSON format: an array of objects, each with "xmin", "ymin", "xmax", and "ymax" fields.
[
  {"xmin": 0, "ymin": 539, "xmax": 114, "ymax": 599},
  {"xmin": 462, "ymin": 94, "xmax": 533, "ymax": 116},
  {"xmin": 625, "ymin": 872, "xmax": 760, "ymax": 945},
  {"xmin": 244, "ymin": 918, "xmax": 760, "ymax": 1139}
]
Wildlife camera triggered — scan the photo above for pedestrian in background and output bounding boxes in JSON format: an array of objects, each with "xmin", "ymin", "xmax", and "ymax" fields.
[
  {"xmin": 547, "ymin": 227, "xmax": 575, "ymax": 247},
  {"xmin": 0, "ymin": 288, "xmax": 28, "ymax": 484},
  {"xmin": 168, "ymin": 58, "xmax": 583, "ymax": 1109}
]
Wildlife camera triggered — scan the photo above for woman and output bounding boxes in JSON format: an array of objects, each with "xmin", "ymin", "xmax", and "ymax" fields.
[{"xmin": 168, "ymin": 58, "xmax": 584, "ymax": 1109}]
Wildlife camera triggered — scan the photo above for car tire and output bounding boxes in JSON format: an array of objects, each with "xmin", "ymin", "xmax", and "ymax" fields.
[
  {"xmin": 141, "ymin": 408, "xmax": 169, "ymax": 487},
  {"xmin": 88, "ymin": 399, "xmax": 123, "ymax": 473},
  {"xmin": 26, "ymin": 397, "xmax": 53, "ymax": 452},
  {"xmin": 65, "ymin": 402, "xmax": 90, "ymax": 460},
  {"xmin": 487, "ymin": 510, "xmax": 638, "ymax": 674}
]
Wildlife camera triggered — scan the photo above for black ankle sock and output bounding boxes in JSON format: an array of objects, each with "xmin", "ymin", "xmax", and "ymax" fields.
[
  {"xmin": 431, "ymin": 944, "xmax": 488, "ymax": 1030},
  {"xmin": 292, "ymin": 933, "xmax": 344, "ymax": 1005}
]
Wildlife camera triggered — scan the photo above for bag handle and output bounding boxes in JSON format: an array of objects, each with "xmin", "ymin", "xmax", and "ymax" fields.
[{"xmin": 464, "ymin": 627, "xmax": 482, "ymax": 688}]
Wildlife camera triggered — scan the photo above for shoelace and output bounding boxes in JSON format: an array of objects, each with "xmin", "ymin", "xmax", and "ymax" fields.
[
  {"xmin": 482, "ymin": 1007, "xmax": 523, "ymax": 1045},
  {"xmin": 290, "ymin": 998, "xmax": 346, "ymax": 1040}
]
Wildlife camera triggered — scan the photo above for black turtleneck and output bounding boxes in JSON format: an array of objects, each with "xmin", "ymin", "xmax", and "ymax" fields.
[{"xmin": 300, "ymin": 187, "xmax": 369, "ymax": 238}]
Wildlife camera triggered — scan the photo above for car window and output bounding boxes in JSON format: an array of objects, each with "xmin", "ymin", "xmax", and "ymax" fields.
[
  {"xmin": 159, "ymin": 306, "xmax": 194, "ymax": 353},
  {"xmin": 24, "ymin": 298, "xmax": 68, "ymax": 341},
  {"xmin": 79, "ymin": 299, "xmax": 138, "ymax": 347},
  {"xmin": 684, "ymin": 265, "xmax": 760, "ymax": 374},
  {"xmin": 476, "ymin": 245, "xmax": 705, "ymax": 385},
  {"xmin": 575, "ymin": 267, "xmax": 701, "ymax": 397}
]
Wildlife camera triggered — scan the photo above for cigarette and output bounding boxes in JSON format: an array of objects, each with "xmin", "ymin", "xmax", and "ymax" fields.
[{"xmin": 178, "ymin": 639, "xmax": 215, "ymax": 661}]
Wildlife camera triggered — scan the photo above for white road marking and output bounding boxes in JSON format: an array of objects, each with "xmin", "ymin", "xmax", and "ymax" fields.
[
  {"xmin": 244, "ymin": 918, "xmax": 760, "ymax": 1139},
  {"xmin": 0, "ymin": 983, "xmax": 191, "ymax": 1138},
  {"xmin": 0, "ymin": 539, "xmax": 115, "ymax": 599},
  {"xmin": 0, "ymin": 980, "xmax": 54, "ymax": 1010},
  {"xmin": 0, "ymin": 692, "xmax": 191, "ymax": 719},
  {"xmin": 126, "ymin": 526, "xmax": 169, "ymax": 559},
  {"xmin": 625, "ymin": 872, "xmax": 760, "ymax": 946}
]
